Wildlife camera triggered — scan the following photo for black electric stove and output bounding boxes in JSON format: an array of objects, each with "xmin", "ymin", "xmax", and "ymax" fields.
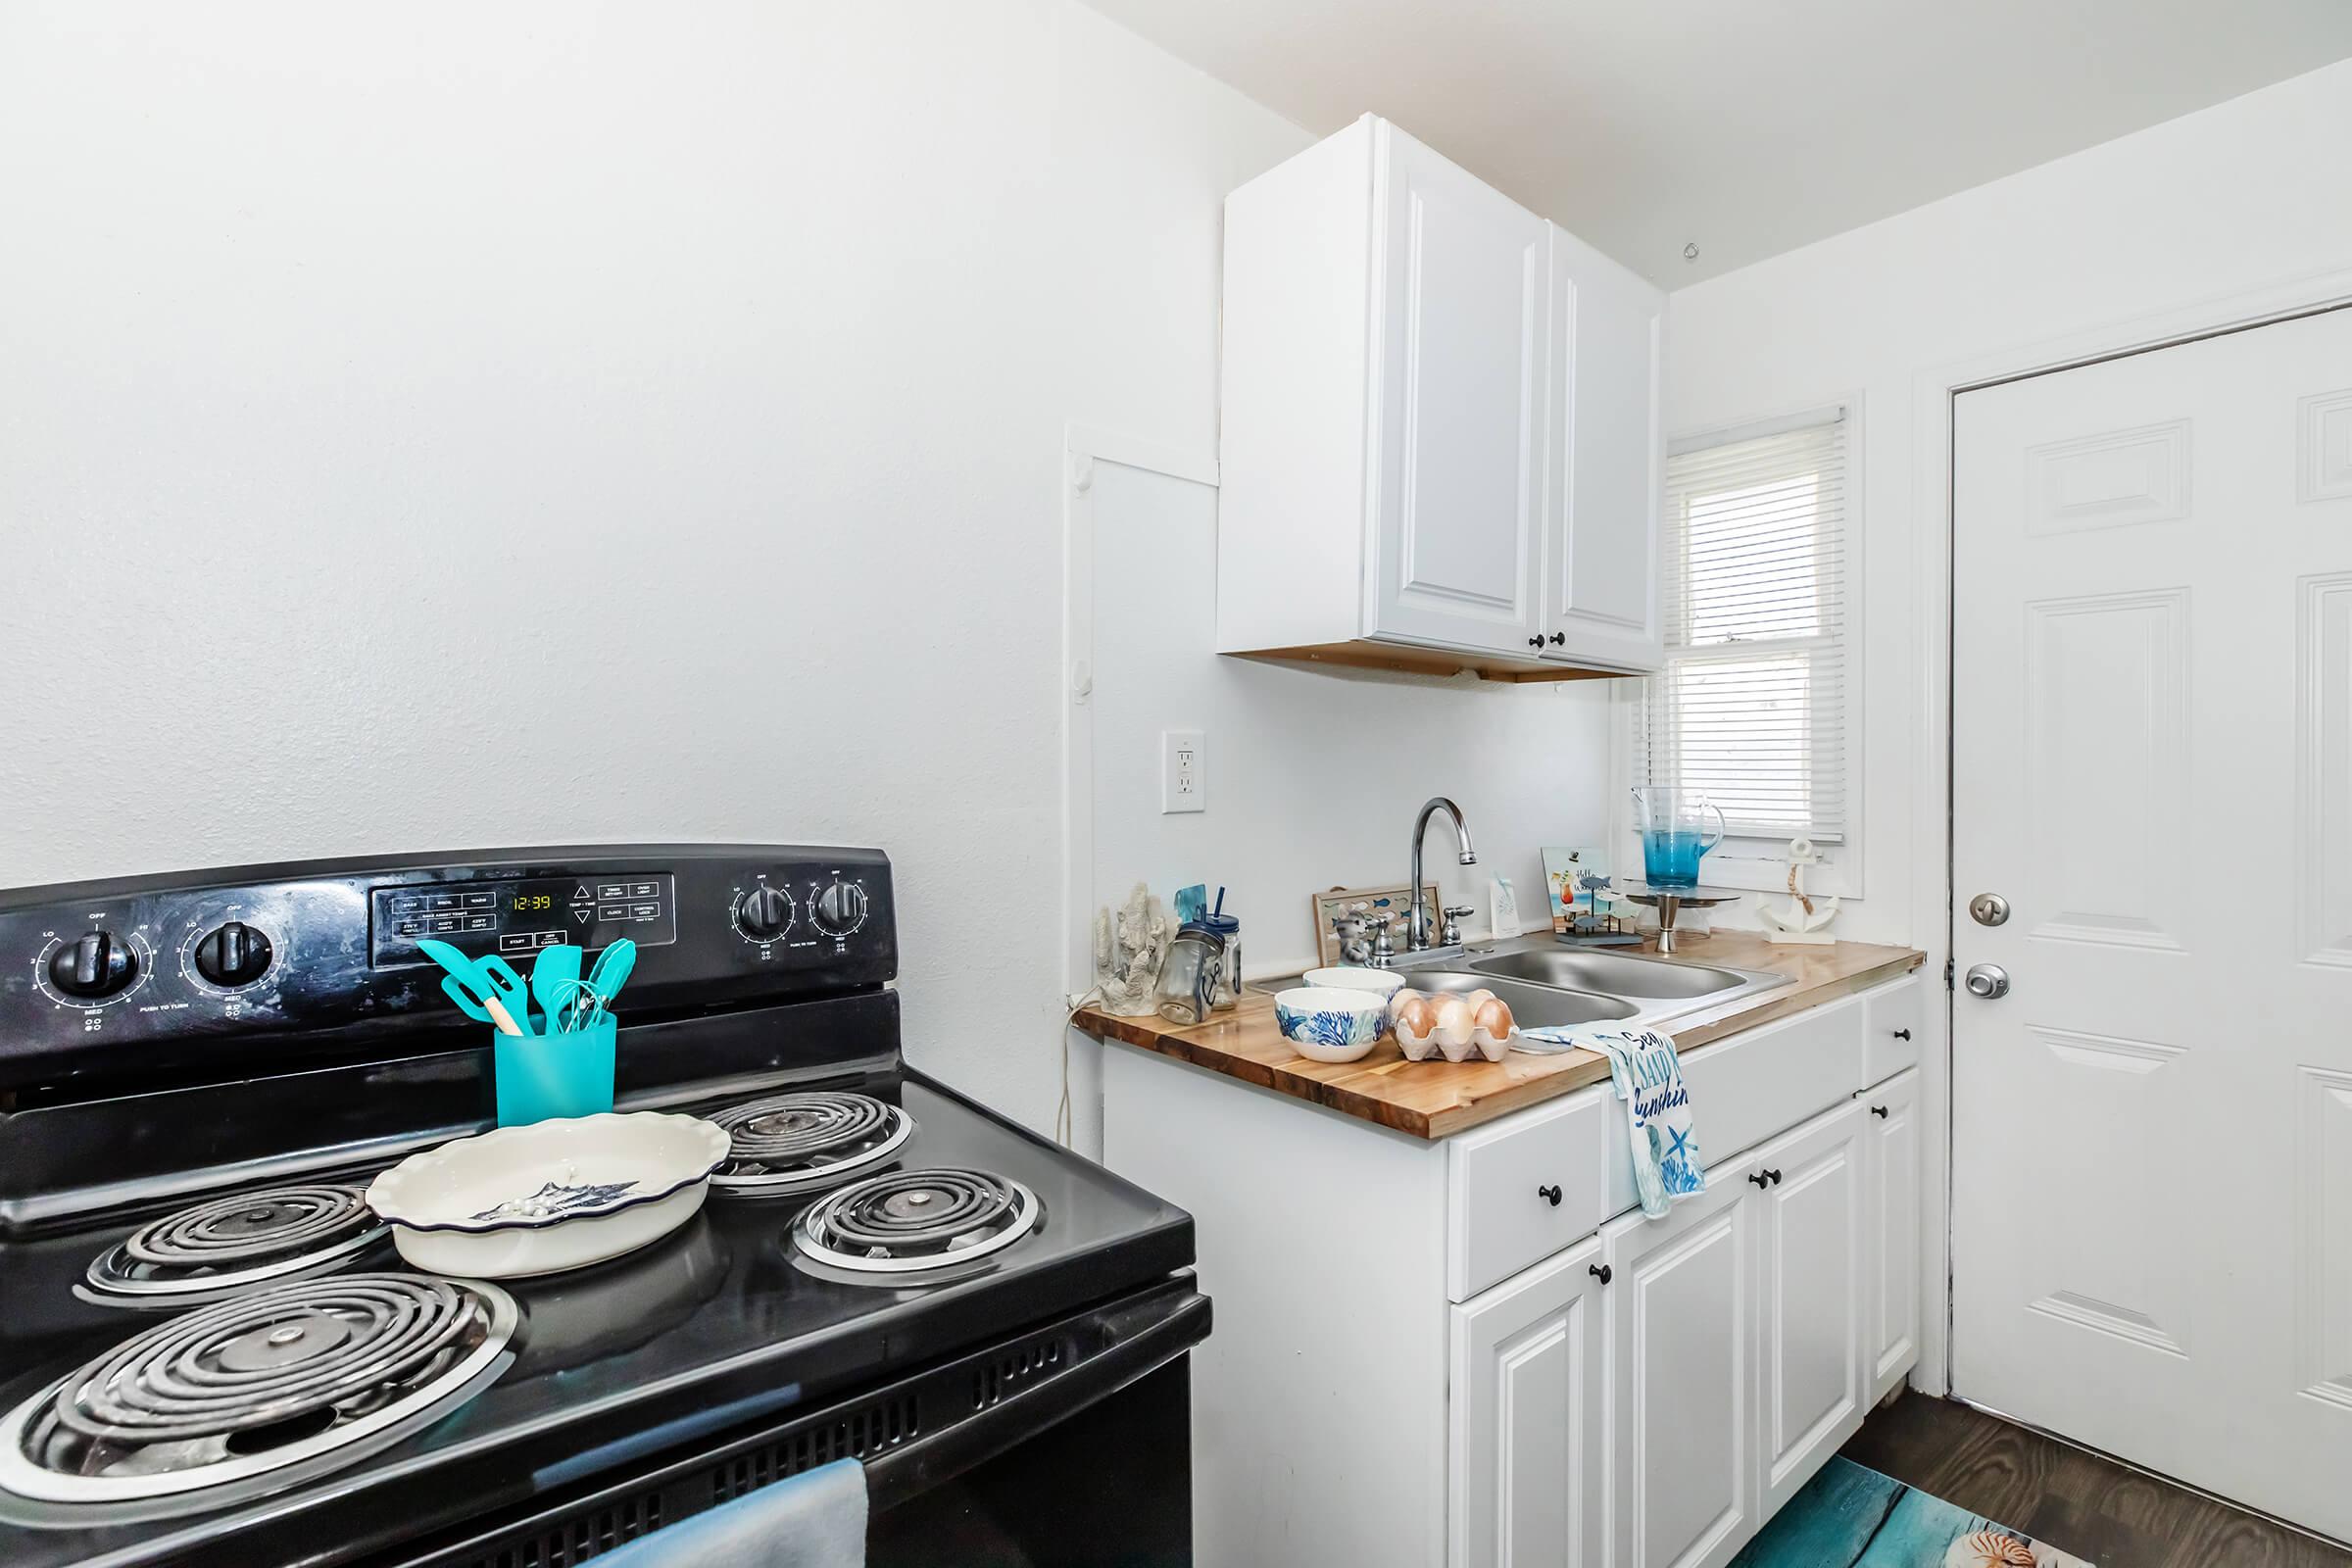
[{"xmin": 0, "ymin": 846, "xmax": 1205, "ymax": 1568}]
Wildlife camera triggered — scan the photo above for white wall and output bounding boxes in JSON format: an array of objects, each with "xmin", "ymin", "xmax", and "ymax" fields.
[
  {"xmin": 1082, "ymin": 454, "xmax": 1606, "ymax": 957},
  {"xmin": 1664, "ymin": 57, "xmax": 2352, "ymax": 946},
  {"xmin": 0, "ymin": 0, "xmax": 1308, "ymax": 1133}
]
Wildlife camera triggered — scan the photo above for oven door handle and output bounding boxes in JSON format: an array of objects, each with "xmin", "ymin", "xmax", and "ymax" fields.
[{"xmin": 862, "ymin": 1286, "xmax": 1210, "ymax": 1513}]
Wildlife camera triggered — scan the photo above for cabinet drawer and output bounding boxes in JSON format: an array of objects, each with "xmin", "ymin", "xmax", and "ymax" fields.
[
  {"xmin": 1448, "ymin": 1085, "xmax": 1609, "ymax": 1300},
  {"xmin": 1861, "ymin": 975, "xmax": 1924, "ymax": 1085},
  {"xmin": 1603, "ymin": 995, "xmax": 1865, "ymax": 1218}
]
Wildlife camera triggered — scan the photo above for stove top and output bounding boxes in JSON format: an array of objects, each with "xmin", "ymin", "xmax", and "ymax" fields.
[
  {"xmin": 0, "ymin": 845, "xmax": 1200, "ymax": 1568},
  {"xmin": 0, "ymin": 1072, "xmax": 1191, "ymax": 1568}
]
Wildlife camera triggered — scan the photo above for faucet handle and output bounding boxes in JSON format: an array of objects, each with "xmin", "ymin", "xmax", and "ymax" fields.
[{"xmin": 1441, "ymin": 905, "xmax": 1474, "ymax": 947}]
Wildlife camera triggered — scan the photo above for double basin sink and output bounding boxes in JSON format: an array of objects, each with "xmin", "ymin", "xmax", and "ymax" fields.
[{"xmin": 1390, "ymin": 937, "xmax": 1791, "ymax": 1031}]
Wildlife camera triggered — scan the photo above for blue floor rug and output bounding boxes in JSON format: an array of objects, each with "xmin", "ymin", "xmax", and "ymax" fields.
[{"xmin": 1732, "ymin": 1456, "xmax": 2094, "ymax": 1567}]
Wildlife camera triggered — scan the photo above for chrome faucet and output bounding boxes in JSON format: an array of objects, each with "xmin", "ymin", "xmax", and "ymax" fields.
[{"xmin": 1406, "ymin": 797, "xmax": 1477, "ymax": 954}]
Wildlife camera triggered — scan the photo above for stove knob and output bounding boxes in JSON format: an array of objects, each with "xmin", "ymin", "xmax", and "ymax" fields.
[
  {"xmin": 811, "ymin": 880, "xmax": 867, "ymax": 937},
  {"xmin": 49, "ymin": 930, "xmax": 139, "ymax": 999},
  {"xmin": 194, "ymin": 921, "xmax": 273, "ymax": 987},
  {"xmin": 736, "ymin": 885, "xmax": 793, "ymax": 941}
]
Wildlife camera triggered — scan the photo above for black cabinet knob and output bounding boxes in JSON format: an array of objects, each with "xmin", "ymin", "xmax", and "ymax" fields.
[
  {"xmin": 1547, "ymin": 632, "xmax": 1565, "ymax": 645},
  {"xmin": 1527, "ymin": 636, "xmax": 1544, "ymax": 648},
  {"xmin": 1766, "ymin": 1168, "xmax": 1783, "ymax": 1185},
  {"xmin": 1537, "ymin": 1184, "xmax": 1562, "ymax": 1206},
  {"xmin": 1892, "ymin": 1028, "xmax": 1912, "ymax": 1041},
  {"xmin": 1589, "ymin": 1262, "xmax": 1612, "ymax": 1285},
  {"xmin": 1747, "ymin": 1171, "xmax": 1770, "ymax": 1189},
  {"xmin": 1870, "ymin": 1104, "xmax": 1889, "ymax": 1118}
]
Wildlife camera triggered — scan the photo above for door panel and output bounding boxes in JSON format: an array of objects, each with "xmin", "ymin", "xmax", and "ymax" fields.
[
  {"xmin": 1751, "ymin": 1102, "xmax": 1867, "ymax": 1516},
  {"xmin": 1451, "ymin": 1237, "xmax": 1606, "ymax": 1567},
  {"xmin": 1952, "ymin": 304, "xmax": 2352, "ymax": 1541},
  {"xmin": 1605, "ymin": 1175, "xmax": 1754, "ymax": 1568},
  {"xmin": 1370, "ymin": 124, "xmax": 1545, "ymax": 653}
]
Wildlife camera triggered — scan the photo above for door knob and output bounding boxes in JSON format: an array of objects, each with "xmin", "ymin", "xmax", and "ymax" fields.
[
  {"xmin": 1968, "ymin": 892, "xmax": 2010, "ymax": 927},
  {"xmin": 1964, "ymin": 963, "xmax": 2010, "ymax": 999}
]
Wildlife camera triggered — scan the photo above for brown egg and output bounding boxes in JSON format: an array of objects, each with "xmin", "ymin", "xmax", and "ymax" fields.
[
  {"xmin": 1462, "ymin": 988, "xmax": 1497, "ymax": 1012},
  {"xmin": 1472, "ymin": 997, "xmax": 1514, "ymax": 1040},
  {"xmin": 1433, "ymin": 997, "xmax": 1475, "ymax": 1048},
  {"xmin": 1391, "ymin": 993, "xmax": 1435, "ymax": 1041}
]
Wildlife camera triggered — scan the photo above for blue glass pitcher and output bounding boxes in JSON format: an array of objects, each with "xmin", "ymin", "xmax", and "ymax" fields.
[{"xmin": 1632, "ymin": 787, "xmax": 1727, "ymax": 888}]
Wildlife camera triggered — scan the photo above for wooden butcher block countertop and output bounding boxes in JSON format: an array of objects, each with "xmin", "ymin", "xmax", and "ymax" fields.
[{"xmin": 1074, "ymin": 932, "xmax": 1925, "ymax": 1140}]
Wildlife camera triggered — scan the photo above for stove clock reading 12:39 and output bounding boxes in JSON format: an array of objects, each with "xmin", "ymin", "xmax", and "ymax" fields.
[
  {"xmin": 732, "ymin": 874, "xmax": 869, "ymax": 955},
  {"xmin": 369, "ymin": 874, "xmax": 679, "ymax": 967}
]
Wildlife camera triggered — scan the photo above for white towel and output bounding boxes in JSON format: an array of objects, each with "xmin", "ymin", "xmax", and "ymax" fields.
[
  {"xmin": 1520, "ymin": 1023, "xmax": 1706, "ymax": 1218},
  {"xmin": 596, "ymin": 1457, "xmax": 866, "ymax": 1568}
]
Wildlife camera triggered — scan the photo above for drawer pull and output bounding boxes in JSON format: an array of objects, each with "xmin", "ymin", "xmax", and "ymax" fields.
[
  {"xmin": 1537, "ymin": 1184, "xmax": 1562, "ymax": 1206},
  {"xmin": 1589, "ymin": 1262, "xmax": 1612, "ymax": 1285},
  {"xmin": 1747, "ymin": 1171, "xmax": 1770, "ymax": 1189},
  {"xmin": 1892, "ymin": 1028, "xmax": 1912, "ymax": 1041},
  {"xmin": 1870, "ymin": 1104, "xmax": 1889, "ymax": 1118},
  {"xmin": 1766, "ymin": 1168, "xmax": 1782, "ymax": 1185}
]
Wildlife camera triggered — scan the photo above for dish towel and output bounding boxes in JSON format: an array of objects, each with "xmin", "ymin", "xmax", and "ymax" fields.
[
  {"xmin": 595, "ymin": 1457, "xmax": 866, "ymax": 1568},
  {"xmin": 1520, "ymin": 1023, "xmax": 1707, "ymax": 1218}
]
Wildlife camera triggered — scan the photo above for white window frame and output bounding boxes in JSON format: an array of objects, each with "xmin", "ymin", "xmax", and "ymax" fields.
[{"xmin": 1614, "ymin": 396, "xmax": 1865, "ymax": 900}]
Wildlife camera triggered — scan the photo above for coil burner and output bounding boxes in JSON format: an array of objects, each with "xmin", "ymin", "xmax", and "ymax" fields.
[
  {"xmin": 707, "ymin": 1091, "xmax": 913, "ymax": 1198},
  {"xmin": 793, "ymin": 1167, "xmax": 1041, "ymax": 1286},
  {"xmin": 0, "ymin": 1273, "xmax": 515, "ymax": 1522},
  {"xmin": 80, "ymin": 1185, "xmax": 389, "ymax": 1310}
]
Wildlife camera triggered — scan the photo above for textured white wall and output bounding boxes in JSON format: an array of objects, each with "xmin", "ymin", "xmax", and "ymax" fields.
[
  {"xmin": 1665, "ymin": 58, "xmax": 2352, "ymax": 945},
  {"xmin": 0, "ymin": 1, "xmax": 1311, "ymax": 1131}
]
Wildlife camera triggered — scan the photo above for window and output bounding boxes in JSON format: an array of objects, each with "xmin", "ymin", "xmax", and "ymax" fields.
[{"xmin": 1635, "ymin": 405, "xmax": 1853, "ymax": 879}]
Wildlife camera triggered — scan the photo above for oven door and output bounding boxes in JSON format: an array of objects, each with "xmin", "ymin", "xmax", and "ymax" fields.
[{"xmin": 401, "ymin": 1275, "xmax": 1208, "ymax": 1568}]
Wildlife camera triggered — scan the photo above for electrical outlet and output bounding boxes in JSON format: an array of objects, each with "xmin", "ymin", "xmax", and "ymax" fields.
[{"xmin": 1161, "ymin": 729, "xmax": 1205, "ymax": 813}]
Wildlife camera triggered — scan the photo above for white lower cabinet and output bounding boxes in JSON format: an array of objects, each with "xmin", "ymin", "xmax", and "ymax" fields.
[
  {"xmin": 1751, "ymin": 1102, "xmax": 1870, "ymax": 1517},
  {"xmin": 1859, "ymin": 1068, "xmax": 1922, "ymax": 1401},
  {"xmin": 1449, "ymin": 1236, "xmax": 1608, "ymax": 1567},
  {"xmin": 1105, "ymin": 972, "xmax": 1925, "ymax": 1565},
  {"xmin": 1601, "ymin": 1169, "xmax": 1757, "ymax": 1568}
]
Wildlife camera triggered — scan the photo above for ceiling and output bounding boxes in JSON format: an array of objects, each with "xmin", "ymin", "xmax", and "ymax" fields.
[{"xmin": 1080, "ymin": 0, "xmax": 2352, "ymax": 283}]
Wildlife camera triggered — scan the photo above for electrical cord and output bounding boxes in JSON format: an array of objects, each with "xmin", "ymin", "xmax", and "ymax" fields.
[{"xmin": 1055, "ymin": 986, "xmax": 1103, "ymax": 1149}]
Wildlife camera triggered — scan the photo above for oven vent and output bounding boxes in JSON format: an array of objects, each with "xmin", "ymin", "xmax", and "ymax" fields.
[
  {"xmin": 972, "ymin": 1332, "xmax": 1070, "ymax": 1410},
  {"xmin": 708, "ymin": 1391, "xmax": 919, "ymax": 1503},
  {"xmin": 458, "ymin": 1494, "xmax": 662, "ymax": 1568}
]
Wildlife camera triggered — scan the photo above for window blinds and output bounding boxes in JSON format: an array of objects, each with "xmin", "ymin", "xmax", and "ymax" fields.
[{"xmin": 1638, "ymin": 409, "xmax": 1848, "ymax": 843}]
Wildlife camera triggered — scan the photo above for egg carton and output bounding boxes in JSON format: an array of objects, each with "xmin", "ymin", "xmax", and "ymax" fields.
[{"xmin": 1388, "ymin": 988, "xmax": 1517, "ymax": 1063}]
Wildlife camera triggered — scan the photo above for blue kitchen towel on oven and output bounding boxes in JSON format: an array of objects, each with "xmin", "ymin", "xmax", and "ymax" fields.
[
  {"xmin": 596, "ymin": 1457, "xmax": 866, "ymax": 1568},
  {"xmin": 1519, "ymin": 1023, "xmax": 1706, "ymax": 1218}
]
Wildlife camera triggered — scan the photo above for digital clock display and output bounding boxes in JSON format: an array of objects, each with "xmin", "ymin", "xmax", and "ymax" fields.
[{"xmin": 370, "ymin": 871, "xmax": 678, "ymax": 966}]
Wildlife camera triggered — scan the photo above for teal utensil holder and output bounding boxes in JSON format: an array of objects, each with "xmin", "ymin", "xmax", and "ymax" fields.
[{"xmin": 493, "ymin": 1015, "xmax": 616, "ymax": 1126}]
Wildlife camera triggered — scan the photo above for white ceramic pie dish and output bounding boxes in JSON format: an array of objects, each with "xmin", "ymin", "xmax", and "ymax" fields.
[{"xmin": 367, "ymin": 1111, "xmax": 730, "ymax": 1278}]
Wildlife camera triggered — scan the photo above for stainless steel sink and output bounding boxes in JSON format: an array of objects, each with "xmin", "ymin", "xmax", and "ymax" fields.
[
  {"xmin": 1407, "ymin": 970, "xmax": 1637, "ymax": 1028},
  {"xmin": 1469, "ymin": 949, "xmax": 1752, "ymax": 1001}
]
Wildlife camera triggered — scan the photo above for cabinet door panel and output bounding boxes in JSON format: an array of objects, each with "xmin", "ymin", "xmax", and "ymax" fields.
[
  {"xmin": 1544, "ymin": 224, "xmax": 1664, "ymax": 669},
  {"xmin": 1605, "ymin": 1175, "xmax": 1754, "ymax": 1568},
  {"xmin": 1371, "ymin": 125, "xmax": 1546, "ymax": 654},
  {"xmin": 1452, "ymin": 1237, "xmax": 1607, "ymax": 1567},
  {"xmin": 1753, "ymin": 1102, "xmax": 1869, "ymax": 1516},
  {"xmin": 1862, "ymin": 1069, "xmax": 1922, "ymax": 1399}
]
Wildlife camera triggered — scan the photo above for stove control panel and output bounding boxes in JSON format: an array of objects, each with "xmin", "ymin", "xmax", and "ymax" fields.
[{"xmin": 0, "ymin": 845, "xmax": 895, "ymax": 1090}]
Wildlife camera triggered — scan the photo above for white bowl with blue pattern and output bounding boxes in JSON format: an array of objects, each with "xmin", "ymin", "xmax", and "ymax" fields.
[{"xmin": 1273, "ymin": 987, "xmax": 1387, "ymax": 1062}]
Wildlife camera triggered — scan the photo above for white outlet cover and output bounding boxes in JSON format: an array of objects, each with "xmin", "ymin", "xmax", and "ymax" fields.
[{"xmin": 1161, "ymin": 729, "xmax": 1204, "ymax": 813}]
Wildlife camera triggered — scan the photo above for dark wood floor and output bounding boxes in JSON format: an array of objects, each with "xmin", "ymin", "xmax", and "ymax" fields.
[{"xmin": 1842, "ymin": 1394, "xmax": 2351, "ymax": 1568}]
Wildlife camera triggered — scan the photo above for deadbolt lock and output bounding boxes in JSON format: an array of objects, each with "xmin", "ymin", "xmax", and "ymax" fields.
[{"xmin": 1968, "ymin": 892, "xmax": 2010, "ymax": 927}]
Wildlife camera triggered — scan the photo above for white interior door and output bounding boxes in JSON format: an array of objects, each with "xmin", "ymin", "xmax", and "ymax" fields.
[{"xmin": 1951, "ymin": 304, "xmax": 2352, "ymax": 1541}]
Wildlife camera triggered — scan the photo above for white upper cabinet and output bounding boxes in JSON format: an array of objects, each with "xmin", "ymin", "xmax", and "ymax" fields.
[
  {"xmin": 1544, "ymin": 222, "xmax": 1666, "ymax": 668},
  {"xmin": 1216, "ymin": 116, "xmax": 1665, "ymax": 679},
  {"xmin": 1369, "ymin": 129, "xmax": 1548, "ymax": 654}
]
